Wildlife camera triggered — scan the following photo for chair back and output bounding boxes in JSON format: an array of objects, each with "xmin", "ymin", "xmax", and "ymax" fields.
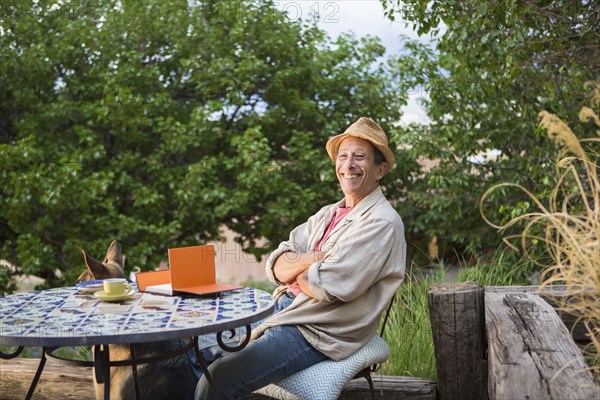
[
  {"xmin": 369, "ymin": 293, "xmax": 396, "ymax": 373},
  {"xmin": 379, "ymin": 293, "xmax": 396, "ymax": 338}
]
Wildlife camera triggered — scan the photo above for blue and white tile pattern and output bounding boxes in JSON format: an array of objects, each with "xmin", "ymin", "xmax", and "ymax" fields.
[{"xmin": 0, "ymin": 287, "xmax": 274, "ymax": 346}]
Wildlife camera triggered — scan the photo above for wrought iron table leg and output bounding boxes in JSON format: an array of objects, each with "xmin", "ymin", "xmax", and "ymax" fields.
[
  {"xmin": 0, "ymin": 346, "xmax": 44, "ymax": 400},
  {"xmin": 0, "ymin": 346, "xmax": 23, "ymax": 359},
  {"xmin": 42, "ymin": 340, "xmax": 194, "ymax": 399},
  {"xmin": 194, "ymin": 325, "xmax": 253, "ymax": 399},
  {"xmin": 194, "ymin": 336, "xmax": 224, "ymax": 400},
  {"xmin": 25, "ymin": 350, "xmax": 47, "ymax": 400},
  {"xmin": 217, "ymin": 325, "xmax": 251, "ymax": 352},
  {"xmin": 130, "ymin": 343, "xmax": 141, "ymax": 400},
  {"xmin": 94, "ymin": 344, "xmax": 111, "ymax": 400}
]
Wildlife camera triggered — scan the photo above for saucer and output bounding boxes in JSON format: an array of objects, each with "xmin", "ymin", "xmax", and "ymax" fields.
[
  {"xmin": 78, "ymin": 283, "xmax": 104, "ymax": 293},
  {"xmin": 76, "ymin": 280, "xmax": 104, "ymax": 294},
  {"xmin": 93, "ymin": 289, "xmax": 136, "ymax": 302}
]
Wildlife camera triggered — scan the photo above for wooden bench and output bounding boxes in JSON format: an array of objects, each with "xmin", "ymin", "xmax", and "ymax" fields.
[
  {"xmin": 0, "ymin": 358, "xmax": 95, "ymax": 400},
  {"xmin": 485, "ymin": 290, "xmax": 599, "ymax": 399},
  {"xmin": 0, "ymin": 358, "xmax": 437, "ymax": 400},
  {"xmin": 429, "ymin": 283, "xmax": 599, "ymax": 400}
]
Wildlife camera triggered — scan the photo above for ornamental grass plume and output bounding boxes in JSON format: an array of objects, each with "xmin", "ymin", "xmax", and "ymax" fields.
[{"xmin": 481, "ymin": 83, "xmax": 600, "ymax": 377}]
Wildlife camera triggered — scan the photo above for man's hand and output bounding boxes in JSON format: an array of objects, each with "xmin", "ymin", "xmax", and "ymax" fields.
[
  {"xmin": 273, "ymin": 251, "xmax": 325, "ymax": 284},
  {"xmin": 296, "ymin": 270, "xmax": 315, "ymax": 298}
]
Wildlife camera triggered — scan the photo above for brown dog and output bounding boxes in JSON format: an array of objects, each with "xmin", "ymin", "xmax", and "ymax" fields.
[{"xmin": 78, "ymin": 241, "xmax": 197, "ymax": 400}]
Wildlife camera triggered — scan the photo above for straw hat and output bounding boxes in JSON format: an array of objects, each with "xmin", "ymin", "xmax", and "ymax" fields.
[{"xmin": 326, "ymin": 117, "xmax": 395, "ymax": 168}]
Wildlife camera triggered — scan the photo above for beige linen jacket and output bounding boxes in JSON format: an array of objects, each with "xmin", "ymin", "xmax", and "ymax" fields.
[{"xmin": 256, "ymin": 187, "xmax": 406, "ymax": 360}]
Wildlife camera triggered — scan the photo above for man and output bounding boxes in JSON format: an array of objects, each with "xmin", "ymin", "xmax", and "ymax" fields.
[{"xmin": 195, "ymin": 117, "xmax": 406, "ymax": 400}]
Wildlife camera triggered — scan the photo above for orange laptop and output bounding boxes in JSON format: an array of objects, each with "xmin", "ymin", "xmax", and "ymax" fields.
[{"xmin": 136, "ymin": 245, "xmax": 241, "ymax": 296}]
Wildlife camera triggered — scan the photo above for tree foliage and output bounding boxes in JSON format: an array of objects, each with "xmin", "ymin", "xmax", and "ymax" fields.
[
  {"xmin": 382, "ymin": 0, "xmax": 599, "ymax": 260},
  {"xmin": 0, "ymin": 0, "xmax": 406, "ymax": 291}
]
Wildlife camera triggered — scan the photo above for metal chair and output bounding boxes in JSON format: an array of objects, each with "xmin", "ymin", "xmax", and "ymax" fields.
[{"xmin": 255, "ymin": 294, "xmax": 397, "ymax": 400}]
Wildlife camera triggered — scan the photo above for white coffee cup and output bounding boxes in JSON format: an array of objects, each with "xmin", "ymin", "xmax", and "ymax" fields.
[{"xmin": 103, "ymin": 278, "xmax": 131, "ymax": 296}]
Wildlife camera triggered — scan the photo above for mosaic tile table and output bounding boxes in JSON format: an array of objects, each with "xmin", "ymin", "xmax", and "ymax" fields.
[{"xmin": 0, "ymin": 286, "xmax": 275, "ymax": 400}]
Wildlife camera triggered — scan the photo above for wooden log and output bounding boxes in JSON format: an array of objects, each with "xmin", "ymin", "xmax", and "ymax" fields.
[
  {"xmin": 485, "ymin": 291, "xmax": 600, "ymax": 400},
  {"xmin": 0, "ymin": 358, "xmax": 437, "ymax": 400},
  {"xmin": 0, "ymin": 358, "xmax": 95, "ymax": 400},
  {"xmin": 340, "ymin": 375, "xmax": 437, "ymax": 400},
  {"xmin": 485, "ymin": 285, "xmax": 595, "ymax": 342},
  {"xmin": 428, "ymin": 282, "xmax": 487, "ymax": 400},
  {"xmin": 244, "ymin": 376, "xmax": 438, "ymax": 400}
]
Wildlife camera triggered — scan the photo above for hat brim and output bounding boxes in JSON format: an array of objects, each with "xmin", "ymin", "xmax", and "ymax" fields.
[{"xmin": 326, "ymin": 133, "xmax": 395, "ymax": 169}]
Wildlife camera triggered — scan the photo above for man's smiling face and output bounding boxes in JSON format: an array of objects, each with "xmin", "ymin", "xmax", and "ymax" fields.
[{"xmin": 335, "ymin": 136, "xmax": 387, "ymax": 206}]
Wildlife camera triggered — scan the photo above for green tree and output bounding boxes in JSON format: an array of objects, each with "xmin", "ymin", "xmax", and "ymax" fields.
[
  {"xmin": 382, "ymin": 0, "xmax": 599, "ymax": 261},
  {"xmin": 0, "ymin": 0, "xmax": 406, "ymax": 292}
]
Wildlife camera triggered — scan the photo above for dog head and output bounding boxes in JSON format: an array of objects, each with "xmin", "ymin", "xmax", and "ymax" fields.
[{"xmin": 77, "ymin": 240, "xmax": 127, "ymax": 282}]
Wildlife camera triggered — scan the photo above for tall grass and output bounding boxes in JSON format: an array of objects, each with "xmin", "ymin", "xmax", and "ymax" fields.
[
  {"xmin": 480, "ymin": 86, "xmax": 600, "ymax": 377},
  {"xmin": 382, "ymin": 269, "xmax": 440, "ymax": 379},
  {"xmin": 381, "ymin": 254, "xmax": 531, "ymax": 380},
  {"xmin": 457, "ymin": 250, "xmax": 533, "ymax": 287},
  {"xmin": 241, "ymin": 276, "xmax": 277, "ymax": 293}
]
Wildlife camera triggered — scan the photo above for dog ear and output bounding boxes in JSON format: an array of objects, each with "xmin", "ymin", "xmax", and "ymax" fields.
[
  {"xmin": 82, "ymin": 250, "xmax": 111, "ymax": 279},
  {"xmin": 103, "ymin": 240, "xmax": 124, "ymax": 269}
]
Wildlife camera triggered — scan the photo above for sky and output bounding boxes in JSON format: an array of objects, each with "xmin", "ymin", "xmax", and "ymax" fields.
[{"xmin": 275, "ymin": 0, "xmax": 433, "ymax": 125}]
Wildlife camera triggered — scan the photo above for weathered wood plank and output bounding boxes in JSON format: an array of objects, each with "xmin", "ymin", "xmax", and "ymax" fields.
[
  {"xmin": 0, "ymin": 358, "xmax": 95, "ymax": 400},
  {"xmin": 485, "ymin": 291, "xmax": 600, "ymax": 400},
  {"xmin": 1, "ymin": 358, "xmax": 437, "ymax": 400},
  {"xmin": 340, "ymin": 375, "xmax": 437, "ymax": 400},
  {"xmin": 485, "ymin": 286, "xmax": 595, "ymax": 342},
  {"xmin": 428, "ymin": 282, "xmax": 487, "ymax": 400},
  {"xmin": 244, "ymin": 376, "xmax": 438, "ymax": 400}
]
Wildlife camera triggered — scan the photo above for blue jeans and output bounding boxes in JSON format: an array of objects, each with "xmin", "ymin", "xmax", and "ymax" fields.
[{"xmin": 192, "ymin": 294, "xmax": 328, "ymax": 400}]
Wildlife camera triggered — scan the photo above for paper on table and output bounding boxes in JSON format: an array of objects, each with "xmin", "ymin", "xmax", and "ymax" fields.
[{"xmin": 144, "ymin": 283, "xmax": 174, "ymax": 296}]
